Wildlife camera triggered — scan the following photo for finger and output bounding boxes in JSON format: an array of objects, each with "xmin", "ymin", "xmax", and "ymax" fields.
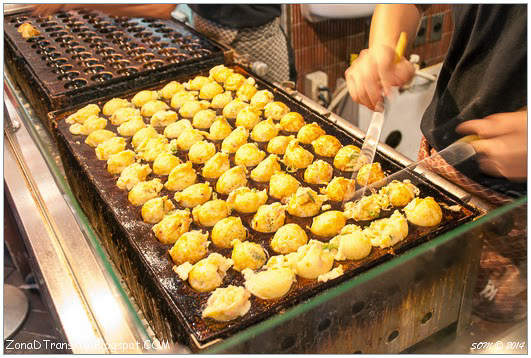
[
  {"xmin": 353, "ymin": 74, "xmax": 375, "ymax": 110},
  {"xmin": 469, "ymin": 139, "xmax": 504, "ymax": 177},
  {"xmin": 360, "ymin": 66, "xmax": 384, "ymax": 110}
]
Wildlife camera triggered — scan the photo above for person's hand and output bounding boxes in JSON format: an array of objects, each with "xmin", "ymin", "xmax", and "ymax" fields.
[
  {"xmin": 31, "ymin": 4, "xmax": 71, "ymax": 17},
  {"xmin": 345, "ymin": 44, "xmax": 415, "ymax": 111},
  {"xmin": 456, "ymin": 110, "xmax": 527, "ymax": 181}
]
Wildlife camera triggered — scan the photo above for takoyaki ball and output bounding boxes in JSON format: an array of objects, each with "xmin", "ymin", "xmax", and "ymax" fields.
[
  {"xmin": 242, "ymin": 267, "xmax": 295, "ymax": 300},
  {"xmin": 175, "ymin": 128, "xmax": 206, "ymax": 151},
  {"xmin": 152, "ymin": 209, "xmax": 192, "ymax": 245},
  {"xmin": 317, "ymin": 266, "xmax": 344, "ymax": 283},
  {"xmin": 221, "ymin": 127, "xmax": 249, "ymax": 153},
  {"xmin": 250, "ymin": 90, "xmax": 274, "ymax": 110},
  {"xmin": 222, "ymin": 99, "xmax": 248, "ymax": 120},
  {"xmin": 235, "ymin": 143, "xmax": 266, "ymax": 167},
  {"xmin": 287, "ymin": 187, "xmax": 328, "ymax": 217},
  {"xmin": 95, "ymin": 137, "xmax": 126, "ymax": 161},
  {"xmin": 116, "ymin": 163, "xmax": 152, "ymax": 191},
  {"xmin": 283, "ymin": 140, "xmax": 314, "ymax": 170},
  {"xmin": 329, "ymin": 231, "xmax": 371, "ymax": 261},
  {"xmin": 169, "ymin": 230, "xmax": 210, "ymax": 265},
  {"xmin": 224, "ymin": 73, "xmax": 246, "ymax": 91},
  {"xmin": 164, "ymin": 119, "xmax": 193, "ymax": 139},
  {"xmin": 271, "ymin": 223, "xmax": 308, "ymax": 254},
  {"xmin": 269, "ymin": 172, "xmax": 300, "ymax": 200},
  {"xmin": 165, "ymin": 162, "xmax": 197, "ymax": 191},
  {"xmin": 207, "ymin": 117, "xmax": 233, "ymax": 141},
  {"xmin": 380, "ymin": 180, "xmax": 419, "ymax": 207},
  {"xmin": 216, "ymin": 166, "xmax": 248, "ymax": 195},
  {"xmin": 159, "ymin": 81, "xmax": 185, "ymax": 99},
  {"xmin": 66, "ymin": 104, "xmax": 100, "ymax": 124},
  {"xmin": 211, "ymin": 217, "xmax": 247, "ymax": 248},
  {"xmin": 110, "ymin": 107, "xmax": 142, "ymax": 126},
  {"xmin": 403, "ymin": 197, "xmax": 442, "ymax": 227},
  {"xmin": 188, "ymin": 140, "xmax": 216, "ymax": 164},
  {"xmin": 232, "ymin": 239, "xmax": 267, "ymax": 272},
  {"xmin": 310, "ymin": 210, "xmax": 346, "ymax": 238},
  {"xmin": 297, "ymin": 123, "xmax": 326, "ymax": 144},
  {"xmin": 192, "ymin": 109, "xmax": 217, "ymax": 129},
  {"xmin": 174, "ymin": 183, "xmax": 213, "ymax": 208},
  {"xmin": 210, "ymin": 91, "xmax": 233, "ymax": 109},
  {"xmin": 333, "ymin": 145, "xmax": 361, "ymax": 172},
  {"xmin": 343, "ymin": 193, "xmax": 390, "ymax": 221},
  {"xmin": 179, "ymin": 100, "xmax": 209, "ymax": 119},
  {"xmin": 18, "ymin": 22, "xmax": 41, "ymax": 39},
  {"xmin": 321, "ymin": 177, "xmax": 356, "ymax": 202},
  {"xmin": 187, "ymin": 253, "xmax": 233, "ymax": 292},
  {"xmin": 132, "ymin": 90, "xmax": 159, "ymax": 107},
  {"xmin": 103, "ymin": 98, "xmax": 132, "ymax": 117},
  {"xmin": 107, "ymin": 150, "xmax": 136, "ymax": 175},
  {"xmin": 363, "ymin": 210, "xmax": 408, "ymax": 248},
  {"xmin": 279, "ymin": 112, "xmax": 306, "ymax": 133},
  {"xmin": 251, "ymin": 118, "xmax": 279, "ymax": 143},
  {"xmin": 150, "ymin": 110, "xmax": 177, "ymax": 127},
  {"xmin": 236, "ymin": 82, "xmax": 258, "ymax": 102},
  {"xmin": 303, "ymin": 160, "xmax": 334, "ymax": 185},
  {"xmin": 132, "ymin": 126, "xmax": 158, "ymax": 150},
  {"xmin": 85, "ymin": 129, "xmax": 115, "ymax": 147},
  {"xmin": 209, "ymin": 64, "xmax": 233, "ymax": 83},
  {"xmin": 200, "ymin": 81, "xmax": 224, "ymax": 100},
  {"xmin": 153, "ymin": 152, "xmax": 181, "ymax": 175},
  {"xmin": 264, "ymin": 101, "xmax": 290, "ymax": 121},
  {"xmin": 294, "ymin": 240, "xmax": 335, "ymax": 279},
  {"xmin": 267, "ymin": 135, "xmax": 295, "ymax": 155},
  {"xmin": 117, "ymin": 117, "xmax": 146, "ymax": 137},
  {"xmin": 188, "ymin": 75, "xmax": 212, "ymax": 91},
  {"xmin": 312, "ymin": 135, "xmax": 342, "ymax": 158},
  {"xmin": 192, "ymin": 199, "xmax": 231, "ymax": 227},
  {"xmin": 340, "ymin": 224, "xmax": 363, "ymax": 235},
  {"xmin": 138, "ymin": 136, "xmax": 169, "ymax": 162},
  {"xmin": 266, "ymin": 253, "xmax": 299, "ymax": 271},
  {"xmin": 202, "ymin": 152, "xmax": 231, "ymax": 179},
  {"xmin": 356, "ymin": 162, "xmax": 385, "ymax": 186},
  {"xmin": 235, "ymin": 107, "xmax": 261, "ymax": 130},
  {"xmin": 70, "ymin": 116, "xmax": 107, "ymax": 135},
  {"xmin": 128, "ymin": 179, "xmax": 163, "ymax": 206},
  {"xmin": 250, "ymin": 154, "xmax": 281, "ymax": 183},
  {"xmin": 141, "ymin": 100, "xmax": 169, "ymax": 118},
  {"xmin": 227, "ymin": 187, "xmax": 268, "ymax": 214},
  {"xmin": 141, "ymin": 196, "xmax": 175, "ymax": 224},
  {"xmin": 251, "ymin": 202, "xmax": 286, "ymax": 233},
  {"xmin": 202, "ymin": 285, "xmax": 251, "ymax": 322},
  {"xmin": 170, "ymin": 91, "xmax": 197, "ymax": 110}
]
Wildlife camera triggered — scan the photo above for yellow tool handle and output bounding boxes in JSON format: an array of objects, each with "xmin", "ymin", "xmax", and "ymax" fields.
[{"xmin": 394, "ymin": 31, "xmax": 407, "ymax": 63}]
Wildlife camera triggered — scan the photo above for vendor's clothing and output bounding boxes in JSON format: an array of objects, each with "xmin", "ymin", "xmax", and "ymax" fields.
[
  {"xmin": 191, "ymin": 7, "xmax": 290, "ymax": 84},
  {"xmin": 420, "ymin": 4, "xmax": 527, "ymax": 199}
]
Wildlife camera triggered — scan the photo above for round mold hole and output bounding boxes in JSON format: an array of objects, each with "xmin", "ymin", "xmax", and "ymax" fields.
[
  {"xmin": 127, "ymin": 47, "xmax": 147, "ymax": 56},
  {"xmin": 95, "ymin": 47, "xmax": 116, "ymax": 55},
  {"xmin": 135, "ymin": 53, "xmax": 155, "ymax": 63},
  {"xmin": 317, "ymin": 318, "xmax": 332, "ymax": 332},
  {"xmin": 387, "ymin": 330, "xmax": 399, "ymax": 343},
  {"xmin": 159, "ymin": 47, "xmax": 179, "ymax": 57},
  {"xmin": 60, "ymin": 41, "xmax": 80, "ymax": 48},
  {"xmin": 36, "ymin": 46, "xmax": 57, "ymax": 54},
  {"xmin": 99, "ymin": 25, "xmax": 118, "ymax": 34},
  {"xmin": 167, "ymin": 54, "xmax": 190, "ymax": 63},
  {"xmin": 41, "ymin": 52, "xmax": 61, "ymax": 60},
  {"xmin": 156, "ymin": 27, "xmax": 173, "ymax": 34},
  {"xmin": 65, "ymin": 46, "xmax": 86, "ymax": 54},
  {"xmin": 280, "ymin": 336, "xmax": 296, "ymax": 351},
  {"xmin": 148, "ymin": 22, "xmax": 165, "ymax": 28},
  {"xmin": 193, "ymin": 49, "xmax": 212, "ymax": 57},
  {"xmin": 117, "ymin": 67, "xmax": 139, "ymax": 76},
  {"xmin": 57, "ymin": 71, "xmax": 81, "ymax": 81},
  {"xmin": 110, "ymin": 59, "xmax": 131, "ymax": 69},
  {"xmin": 56, "ymin": 12, "xmax": 69, "ymax": 18},
  {"xmin": 71, "ymin": 52, "xmax": 92, "ymax": 60},
  {"xmin": 52, "ymin": 64, "xmax": 74, "ymax": 74},
  {"xmin": 127, "ymin": 25, "xmax": 143, "ymax": 33},
  {"xmin": 83, "ymin": 65, "xmax": 105, "ymax": 74},
  {"xmin": 40, "ymin": 21, "xmax": 59, "ymax": 27},
  {"xmin": 26, "ymin": 36, "xmax": 46, "ymax": 43},
  {"xmin": 351, "ymin": 301, "xmax": 365, "ymax": 315},
  {"xmin": 103, "ymin": 54, "xmax": 124, "ymax": 62},
  {"xmin": 71, "ymin": 26, "xmax": 90, "ymax": 33},
  {"xmin": 49, "ymin": 30, "xmax": 68, "ymax": 38},
  {"xmin": 64, "ymin": 78, "xmax": 88, "ymax": 89},
  {"xmin": 143, "ymin": 60, "xmax": 165, "ymax": 69},
  {"xmin": 421, "ymin": 312, "xmax": 433, "ymax": 325},
  {"xmin": 45, "ymin": 26, "xmax": 63, "ymax": 33},
  {"xmin": 91, "ymin": 72, "xmax": 113, "ymax": 82}
]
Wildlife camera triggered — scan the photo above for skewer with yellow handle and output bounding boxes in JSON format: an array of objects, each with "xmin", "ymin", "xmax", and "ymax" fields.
[{"xmin": 394, "ymin": 31, "xmax": 407, "ymax": 63}]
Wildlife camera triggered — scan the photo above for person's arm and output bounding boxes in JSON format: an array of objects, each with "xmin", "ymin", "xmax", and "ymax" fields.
[
  {"xmin": 345, "ymin": 4, "xmax": 423, "ymax": 111},
  {"xmin": 32, "ymin": 4, "xmax": 175, "ymax": 19},
  {"xmin": 456, "ymin": 109, "xmax": 528, "ymax": 181}
]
